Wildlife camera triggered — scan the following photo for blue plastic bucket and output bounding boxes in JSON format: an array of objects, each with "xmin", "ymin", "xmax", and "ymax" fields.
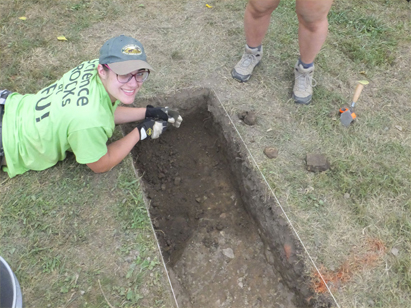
[{"xmin": 0, "ymin": 256, "xmax": 23, "ymax": 308}]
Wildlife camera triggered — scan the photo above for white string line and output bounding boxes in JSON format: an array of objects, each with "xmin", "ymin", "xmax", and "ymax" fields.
[
  {"xmin": 147, "ymin": 207, "xmax": 180, "ymax": 308},
  {"xmin": 132, "ymin": 169, "xmax": 180, "ymax": 308},
  {"xmin": 212, "ymin": 89, "xmax": 341, "ymax": 308}
]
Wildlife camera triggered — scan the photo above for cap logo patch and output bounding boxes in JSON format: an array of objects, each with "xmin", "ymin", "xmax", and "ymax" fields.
[{"xmin": 122, "ymin": 44, "xmax": 142, "ymax": 55}]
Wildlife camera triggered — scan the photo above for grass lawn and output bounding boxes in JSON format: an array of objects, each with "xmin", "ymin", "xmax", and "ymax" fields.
[{"xmin": 1, "ymin": 0, "xmax": 410, "ymax": 307}]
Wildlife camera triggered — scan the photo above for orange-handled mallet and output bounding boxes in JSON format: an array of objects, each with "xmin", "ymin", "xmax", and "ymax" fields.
[{"xmin": 340, "ymin": 80, "xmax": 368, "ymax": 127}]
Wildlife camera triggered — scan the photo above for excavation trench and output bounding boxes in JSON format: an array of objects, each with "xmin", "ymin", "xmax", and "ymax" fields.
[{"xmin": 121, "ymin": 88, "xmax": 328, "ymax": 308}]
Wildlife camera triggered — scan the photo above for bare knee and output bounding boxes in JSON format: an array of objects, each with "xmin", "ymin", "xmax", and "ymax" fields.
[
  {"xmin": 298, "ymin": 15, "xmax": 329, "ymax": 33},
  {"xmin": 247, "ymin": 0, "xmax": 280, "ymax": 18},
  {"xmin": 296, "ymin": 0, "xmax": 332, "ymax": 31}
]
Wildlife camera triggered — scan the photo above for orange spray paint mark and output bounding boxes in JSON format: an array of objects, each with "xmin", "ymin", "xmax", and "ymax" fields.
[
  {"xmin": 284, "ymin": 243, "xmax": 292, "ymax": 260},
  {"xmin": 312, "ymin": 237, "xmax": 386, "ymax": 293}
]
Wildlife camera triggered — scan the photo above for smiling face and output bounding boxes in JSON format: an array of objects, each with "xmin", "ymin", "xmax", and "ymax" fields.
[{"xmin": 97, "ymin": 64, "xmax": 142, "ymax": 105}]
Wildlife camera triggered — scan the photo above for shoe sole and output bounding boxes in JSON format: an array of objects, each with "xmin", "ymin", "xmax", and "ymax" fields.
[
  {"xmin": 231, "ymin": 61, "xmax": 261, "ymax": 83},
  {"xmin": 293, "ymin": 94, "xmax": 312, "ymax": 105},
  {"xmin": 231, "ymin": 70, "xmax": 251, "ymax": 83}
]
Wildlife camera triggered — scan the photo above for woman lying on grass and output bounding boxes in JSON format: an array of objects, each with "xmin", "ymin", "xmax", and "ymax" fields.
[{"xmin": 0, "ymin": 35, "xmax": 182, "ymax": 178}]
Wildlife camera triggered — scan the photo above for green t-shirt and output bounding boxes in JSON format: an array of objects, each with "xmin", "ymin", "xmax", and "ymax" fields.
[{"xmin": 2, "ymin": 59, "xmax": 119, "ymax": 178}]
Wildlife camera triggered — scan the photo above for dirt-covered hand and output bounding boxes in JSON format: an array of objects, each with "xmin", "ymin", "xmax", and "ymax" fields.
[
  {"xmin": 145, "ymin": 105, "xmax": 183, "ymax": 128},
  {"xmin": 137, "ymin": 119, "xmax": 167, "ymax": 140}
]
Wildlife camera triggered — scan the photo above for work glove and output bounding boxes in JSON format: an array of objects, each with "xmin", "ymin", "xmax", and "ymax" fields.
[
  {"xmin": 145, "ymin": 105, "xmax": 183, "ymax": 128},
  {"xmin": 137, "ymin": 119, "xmax": 167, "ymax": 140}
]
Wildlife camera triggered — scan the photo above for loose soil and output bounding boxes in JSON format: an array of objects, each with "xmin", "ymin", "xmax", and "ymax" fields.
[{"xmin": 122, "ymin": 88, "xmax": 327, "ymax": 308}]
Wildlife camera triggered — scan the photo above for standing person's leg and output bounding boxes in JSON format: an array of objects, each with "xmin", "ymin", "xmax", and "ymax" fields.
[
  {"xmin": 244, "ymin": 0, "xmax": 281, "ymax": 47},
  {"xmin": 293, "ymin": 0, "xmax": 333, "ymax": 104},
  {"xmin": 232, "ymin": 0, "xmax": 281, "ymax": 82}
]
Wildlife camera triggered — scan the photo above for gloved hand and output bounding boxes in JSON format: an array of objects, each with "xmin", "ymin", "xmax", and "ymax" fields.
[
  {"xmin": 137, "ymin": 119, "xmax": 167, "ymax": 140},
  {"xmin": 145, "ymin": 105, "xmax": 183, "ymax": 128}
]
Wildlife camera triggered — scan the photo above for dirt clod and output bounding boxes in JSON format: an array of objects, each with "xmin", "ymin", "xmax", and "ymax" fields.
[
  {"xmin": 216, "ymin": 222, "xmax": 224, "ymax": 231},
  {"xmin": 306, "ymin": 153, "xmax": 330, "ymax": 172},
  {"xmin": 238, "ymin": 110, "xmax": 257, "ymax": 125},
  {"xmin": 264, "ymin": 147, "xmax": 279, "ymax": 159}
]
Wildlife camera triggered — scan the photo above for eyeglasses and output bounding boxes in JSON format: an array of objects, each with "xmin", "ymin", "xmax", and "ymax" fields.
[{"xmin": 104, "ymin": 64, "xmax": 150, "ymax": 84}]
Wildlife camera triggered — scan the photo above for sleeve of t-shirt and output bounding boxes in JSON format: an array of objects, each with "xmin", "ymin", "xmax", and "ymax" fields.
[{"xmin": 68, "ymin": 127, "xmax": 109, "ymax": 164}]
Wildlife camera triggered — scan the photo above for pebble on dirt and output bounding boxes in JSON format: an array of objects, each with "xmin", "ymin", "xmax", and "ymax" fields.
[
  {"xmin": 263, "ymin": 147, "xmax": 278, "ymax": 159},
  {"xmin": 238, "ymin": 110, "xmax": 257, "ymax": 126},
  {"xmin": 222, "ymin": 248, "xmax": 235, "ymax": 259},
  {"xmin": 305, "ymin": 153, "xmax": 330, "ymax": 172}
]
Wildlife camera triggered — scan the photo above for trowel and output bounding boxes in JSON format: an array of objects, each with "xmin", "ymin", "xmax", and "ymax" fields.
[{"xmin": 339, "ymin": 80, "xmax": 369, "ymax": 127}]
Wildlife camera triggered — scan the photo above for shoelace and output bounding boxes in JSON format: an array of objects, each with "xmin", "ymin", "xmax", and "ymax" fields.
[
  {"xmin": 295, "ymin": 71, "xmax": 317, "ymax": 91},
  {"xmin": 241, "ymin": 53, "xmax": 257, "ymax": 67}
]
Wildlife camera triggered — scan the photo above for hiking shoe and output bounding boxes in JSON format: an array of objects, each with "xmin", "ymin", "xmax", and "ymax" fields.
[
  {"xmin": 292, "ymin": 61, "xmax": 317, "ymax": 105},
  {"xmin": 231, "ymin": 45, "xmax": 263, "ymax": 82}
]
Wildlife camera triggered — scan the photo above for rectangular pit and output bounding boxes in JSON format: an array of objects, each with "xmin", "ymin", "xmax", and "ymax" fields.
[{"xmin": 121, "ymin": 88, "xmax": 329, "ymax": 308}]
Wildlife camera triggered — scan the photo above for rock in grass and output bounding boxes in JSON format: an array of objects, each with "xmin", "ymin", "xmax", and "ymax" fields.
[
  {"xmin": 263, "ymin": 147, "xmax": 278, "ymax": 159},
  {"xmin": 391, "ymin": 248, "xmax": 399, "ymax": 256},
  {"xmin": 306, "ymin": 154, "xmax": 330, "ymax": 172},
  {"xmin": 238, "ymin": 110, "xmax": 257, "ymax": 126}
]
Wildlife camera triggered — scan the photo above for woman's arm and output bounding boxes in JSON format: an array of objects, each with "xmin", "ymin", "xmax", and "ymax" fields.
[
  {"xmin": 114, "ymin": 106, "xmax": 146, "ymax": 124},
  {"xmin": 86, "ymin": 127, "xmax": 140, "ymax": 173},
  {"xmin": 86, "ymin": 118, "xmax": 167, "ymax": 173},
  {"xmin": 88, "ymin": 106, "xmax": 145, "ymax": 172}
]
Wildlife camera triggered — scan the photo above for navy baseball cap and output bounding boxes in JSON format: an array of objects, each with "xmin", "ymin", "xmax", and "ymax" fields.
[{"xmin": 99, "ymin": 35, "xmax": 153, "ymax": 75}]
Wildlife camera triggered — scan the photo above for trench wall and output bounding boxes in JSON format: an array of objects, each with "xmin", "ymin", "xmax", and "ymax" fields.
[{"xmin": 126, "ymin": 87, "xmax": 331, "ymax": 307}]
